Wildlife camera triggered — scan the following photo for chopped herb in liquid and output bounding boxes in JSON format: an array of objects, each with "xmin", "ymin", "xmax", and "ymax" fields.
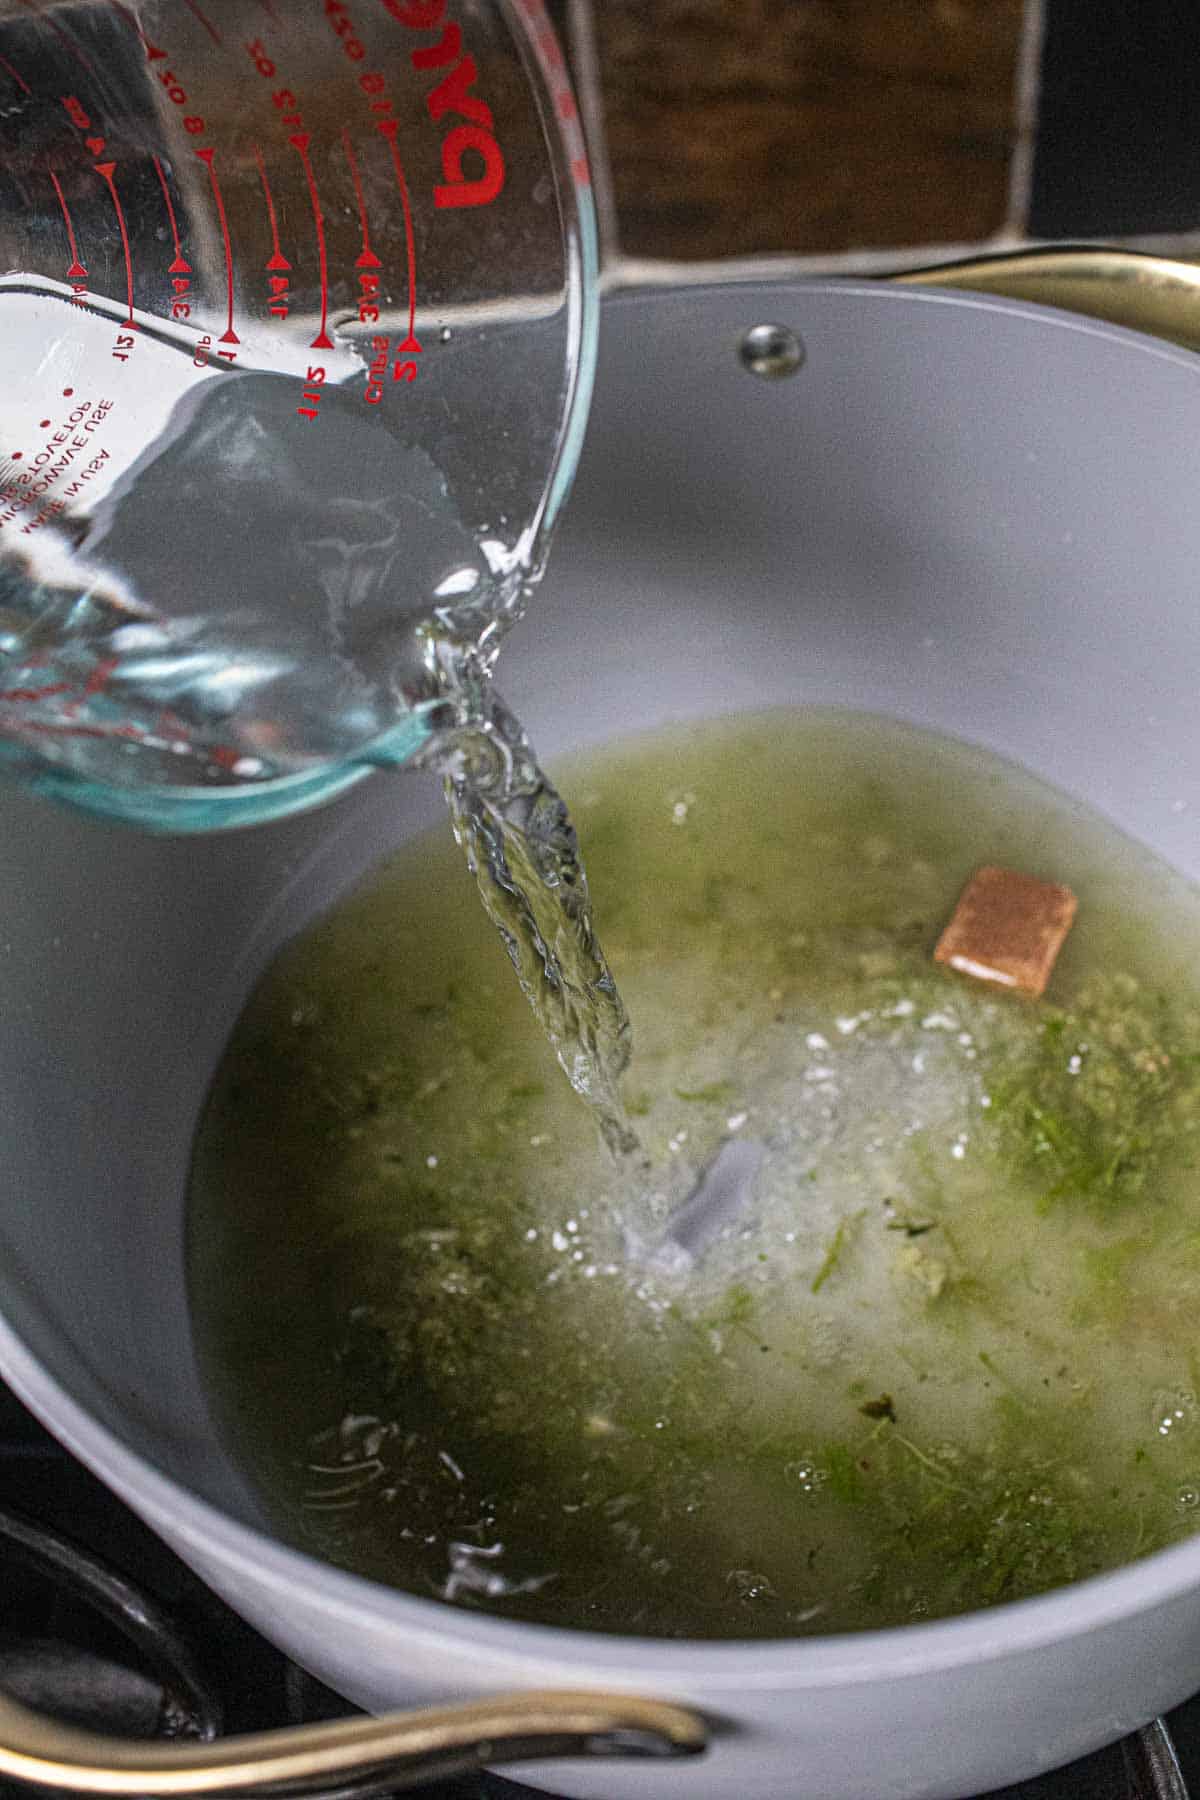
[{"xmin": 189, "ymin": 711, "xmax": 1200, "ymax": 1638}]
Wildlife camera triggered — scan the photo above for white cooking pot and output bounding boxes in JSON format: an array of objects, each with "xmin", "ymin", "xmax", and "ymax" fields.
[{"xmin": 4, "ymin": 273, "xmax": 1200, "ymax": 1800}]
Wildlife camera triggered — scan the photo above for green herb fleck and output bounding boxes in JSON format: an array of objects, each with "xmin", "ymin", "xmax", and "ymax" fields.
[
  {"xmin": 986, "ymin": 977, "xmax": 1196, "ymax": 1213},
  {"xmin": 673, "ymin": 1081, "xmax": 737, "ymax": 1105},
  {"xmin": 813, "ymin": 1216, "xmax": 867, "ymax": 1288},
  {"xmin": 824, "ymin": 1442, "xmax": 865, "ymax": 1504}
]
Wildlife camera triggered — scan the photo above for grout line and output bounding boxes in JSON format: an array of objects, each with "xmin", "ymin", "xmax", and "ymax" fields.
[
  {"xmin": 601, "ymin": 225, "xmax": 1200, "ymax": 291},
  {"xmin": 565, "ymin": 0, "xmax": 622, "ymax": 268},
  {"xmin": 1006, "ymin": 0, "xmax": 1048, "ymax": 235}
]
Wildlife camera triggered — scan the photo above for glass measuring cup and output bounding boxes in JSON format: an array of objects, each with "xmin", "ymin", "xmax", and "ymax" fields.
[{"xmin": 0, "ymin": 0, "xmax": 597, "ymax": 828}]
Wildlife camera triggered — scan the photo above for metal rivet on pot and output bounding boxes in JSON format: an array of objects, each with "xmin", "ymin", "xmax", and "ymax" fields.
[{"xmin": 738, "ymin": 323, "xmax": 805, "ymax": 379}]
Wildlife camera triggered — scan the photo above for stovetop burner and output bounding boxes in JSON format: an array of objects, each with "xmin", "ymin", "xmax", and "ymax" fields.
[{"xmin": 0, "ymin": 1377, "xmax": 1193, "ymax": 1800}]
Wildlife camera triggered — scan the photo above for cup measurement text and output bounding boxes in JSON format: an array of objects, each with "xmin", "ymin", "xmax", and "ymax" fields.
[{"xmin": 297, "ymin": 364, "xmax": 326, "ymax": 422}]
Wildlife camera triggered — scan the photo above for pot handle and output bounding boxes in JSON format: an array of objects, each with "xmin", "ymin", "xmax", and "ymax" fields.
[
  {"xmin": 896, "ymin": 246, "xmax": 1200, "ymax": 354},
  {"xmin": 0, "ymin": 1685, "xmax": 706, "ymax": 1794}
]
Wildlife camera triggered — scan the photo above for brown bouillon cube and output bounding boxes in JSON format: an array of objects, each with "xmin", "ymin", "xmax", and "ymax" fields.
[{"xmin": 934, "ymin": 866, "xmax": 1078, "ymax": 997}]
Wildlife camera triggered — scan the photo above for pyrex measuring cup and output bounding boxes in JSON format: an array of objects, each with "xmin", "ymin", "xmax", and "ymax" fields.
[{"xmin": 0, "ymin": 0, "xmax": 597, "ymax": 828}]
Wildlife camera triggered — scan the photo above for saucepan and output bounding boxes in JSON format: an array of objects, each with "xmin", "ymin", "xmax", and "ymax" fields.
[{"xmin": 4, "ymin": 260, "xmax": 1200, "ymax": 1800}]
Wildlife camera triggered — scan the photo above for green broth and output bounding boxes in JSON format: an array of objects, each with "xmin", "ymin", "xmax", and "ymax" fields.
[{"xmin": 188, "ymin": 710, "xmax": 1200, "ymax": 1637}]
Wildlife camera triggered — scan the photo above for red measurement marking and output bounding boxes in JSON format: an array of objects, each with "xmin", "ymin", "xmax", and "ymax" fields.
[
  {"xmin": 0, "ymin": 54, "xmax": 30, "ymax": 95},
  {"xmin": 92, "ymin": 162, "xmax": 136, "ymax": 325},
  {"xmin": 152, "ymin": 155, "xmax": 190, "ymax": 274},
  {"xmin": 195, "ymin": 147, "xmax": 240, "ymax": 345},
  {"xmin": 18, "ymin": 719, "xmax": 145, "ymax": 743},
  {"xmin": 537, "ymin": 25, "xmax": 563, "ymax": 69},
  {"xmin": 180, "ymin": 0, "xmax": 221, "ymax": 45},
  {"xmin": 105, "ymin": 0, "xmax": 164, "ymax": 59},
  {"xmin": 0, "ymin": 682, "xmax": 72, "ymax": 703},
  {"xmin": 342, "ymin": 132, "xmax": 380, "ymax": 270},
  {"xmin": 82, "ymin": 654, "xmax": 118, "ymax": 699},
  {"xmin": 378, "ymin": 123, "xmax": 419, "ymax": 350},
  {"xmin": 289, "ymin": 133, "xmax": 333, "ymax": 351},
  {"xmin": 60, "ymin": 651, "xmax": 118, "ymax": 720},
  {"xmin": 253, "ymin": 143, "xmax": 290, "ymax": 272},
  {"xmin": 18, "ymin": 0, "xmax": 98, "ymax": 80},
  {"xmin": 153, "ymin": 706, "xmax": 189, "ymax": 737},
  {"xmin": 48, "ymin": 169, "xmax": 87, "ymax": 279},
  {"xmin": 514, "ymin": 0, "xmax": 588, "ymax": 192}
]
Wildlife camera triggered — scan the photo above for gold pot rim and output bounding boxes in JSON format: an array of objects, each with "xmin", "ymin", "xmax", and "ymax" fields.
[{"xmin": 896, "ymin": 245, "xmax": 1200, "ymax": 354}]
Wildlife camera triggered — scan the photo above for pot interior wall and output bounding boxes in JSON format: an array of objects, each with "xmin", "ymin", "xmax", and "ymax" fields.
[{"xmin": 1, "ymin": 281, "xmax": 1199, "ymax": 1524}]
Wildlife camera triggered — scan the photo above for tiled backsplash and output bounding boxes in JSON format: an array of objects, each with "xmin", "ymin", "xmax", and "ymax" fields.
[
  {"xmin": 555, "ymin": 0, "xmax": 1200, "ymax": 274},
  {"xmin": 590, "ymin": 0, "xmax": 1025, "ymax": 261}
]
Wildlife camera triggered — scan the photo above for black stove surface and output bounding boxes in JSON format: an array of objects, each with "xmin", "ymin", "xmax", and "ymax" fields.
[{"xmin": 0, "ymin": 1377, "xmax": 1194, "ymax": 1800}]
